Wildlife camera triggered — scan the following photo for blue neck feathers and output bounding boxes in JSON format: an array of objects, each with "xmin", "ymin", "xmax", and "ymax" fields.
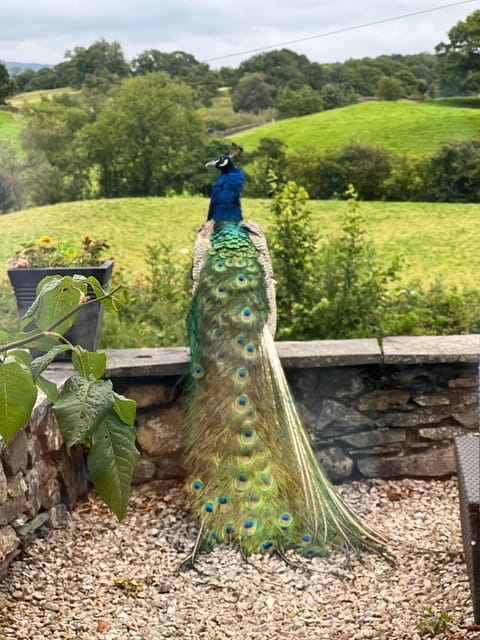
[{"xmin": 207, "ymin": 164, "xmax": 245, "ymax": 221}]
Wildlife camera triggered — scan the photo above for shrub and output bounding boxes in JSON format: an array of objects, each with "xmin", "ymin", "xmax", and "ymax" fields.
[
  {"xmin": 99, "ymin": 243, "xmax": 191, "ymax": 348},
  {"xmin": 267, "ymin": 174, "xmax": 318, "ymax": 331},
  {"xmin": 275, "ymin": 85, "xmax": 323, "ymax": 119},
  {"xmin": 381, "ymin": 281, "xmax": 480, "ymax": 336},
  {"xmin": 376, "ymin": 76, "xmax": 405, "ymax": 100},
  {"xmin": 424, "ymin": 139, "xmax": 480, "ymax": 202},
  {"xmin": 285, "ymin": 148, "xmax": 345, "ymax": 199},
  {"xmin": 267, "ymin": 179, "xmax": 480, "ymax": 341},
  {"xmin": 278, "ymin": 186, "xmax": 400, "ymax": 339}
]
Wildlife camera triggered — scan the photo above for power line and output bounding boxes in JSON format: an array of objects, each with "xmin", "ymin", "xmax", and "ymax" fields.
[{"xmin": 202, "ymin": 0, "xmax": 480, "ymax": 64}]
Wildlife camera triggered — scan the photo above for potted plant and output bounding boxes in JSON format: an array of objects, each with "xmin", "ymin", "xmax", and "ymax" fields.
[{"xmin": 7, "ymin": 234, "xmax": 113, "ymax": 355}]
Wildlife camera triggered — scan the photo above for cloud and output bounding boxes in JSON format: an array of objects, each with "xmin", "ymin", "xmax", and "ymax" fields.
[{"xmin": 0, "ymin": 0, "xmax": 474, "ymax": 67}]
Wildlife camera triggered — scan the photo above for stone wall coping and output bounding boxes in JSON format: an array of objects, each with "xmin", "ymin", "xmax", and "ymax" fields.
[
  {"xmin": 40, "ymin": 335, "xmax": 480, "ymax": 384},
  {"xmin": 382, "ymin": 335, "xmax": 480, "ymax": 364},
  {"xmin": 276, "ymin": 339, "xmax": 382, "ymax": 368}
]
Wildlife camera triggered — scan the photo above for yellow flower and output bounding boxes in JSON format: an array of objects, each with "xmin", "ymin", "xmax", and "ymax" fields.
[{"xmin": 39, "ymin": 235, "xmax": 53, "ymax": 244}]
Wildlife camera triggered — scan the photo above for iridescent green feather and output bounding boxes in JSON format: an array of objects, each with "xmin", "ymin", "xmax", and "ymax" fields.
[{"xmin": 184, "ymin": 220, "xmax": 386, "ymax": 559}]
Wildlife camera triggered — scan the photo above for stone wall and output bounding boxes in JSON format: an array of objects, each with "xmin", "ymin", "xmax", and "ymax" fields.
[
  {"xmin": 115, "ymin": 336, "xmax": 479, "ymax": 484},
  {"xmin": 0, "ymin": 335, "xmax": 478, "ymax": 570},
  {"xmin": 0, "ymin": 399, "xmax": 88, "ymax": 574}
]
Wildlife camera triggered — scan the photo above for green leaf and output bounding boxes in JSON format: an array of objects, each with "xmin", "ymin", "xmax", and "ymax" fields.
[
  {"xmin": 85, "ymin": 276, "xmax": 116, "ymax": 313},
  {"xmin": 87, "ymin": 410, "xmax": 139, "ymax": 521},
  {"xmin": 113, "ymin": 392, "xmax": 136, "ymax": 426},
  {"xmin": 8, "ymin": 349, "xmax": 33, "ymax": 367},
  {"xmin": 20, "ymin": 276, "xmax": 70, "ymax": 325},
  {"xmin": 0, "ymin": 361, "xmax": 37, "ymax": 442},
  {"xmin": 23, "ymin": 276, "xmax": 84, "ymax": 335},
  {"xmin": 53, "ymin": 376, "xmax": 114, "ymax": 450},
  {"xmin": 0, "ymin": 331, "xmax": 9, "ymax": 346},
  {"xmin": 30, "ymin": 345, "xmax": 72, "ymax": 380},
  {"xmin": 36, "ymin": 375, "xmax": 59, "ymax": 403},
  {"xmin": 71, "ymin": 348, "xmax": 106, "ymax": 381},
  {"xmin": 22, "ymin": 335, "xmax": 63, "ymax": 353}
]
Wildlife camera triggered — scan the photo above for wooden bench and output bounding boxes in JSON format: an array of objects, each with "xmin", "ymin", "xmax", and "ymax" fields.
[{"xmin": 455, "ymin": 436, "xmax": 480, "ymax": 624}]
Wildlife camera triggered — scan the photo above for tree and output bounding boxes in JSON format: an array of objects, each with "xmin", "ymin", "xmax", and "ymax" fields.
[
  {"xmin": 319, "ymin": 82, "xmax": 356, "ymax": 110},
  {"xmin": 426, "ymin": 139, "xmax": 480, "ymax": 202},
  {"xmin": 436, "ymin": 10, "xmax": 480, "ymax": 93},
  {"xmin": 376, "ymin": 76, "xmax": 405, "ymax": 100},
  {"xmin": 0, "ymin": 63, "xmax": 15, "ymax": 104},
  {"xmin": 231, "ymin": 72, "xmax": 275, "ymax": 113},
  {"xmin": 237, "ymin": 49, "xmax": 312, "ymax": 93},
  {"xmin": 393, "ymin": 70, "xmax": 419, "ymax": 98},
  {"xmin": 63, "ymin": 39, "xmax": 131, "ymax": 88},
  {"xmin": 275, "ymin": 85, "xmax": 323, "ymax": 119},
  {"xmin": 0, "ymin": 142, "xmax": 25, "ymax": 212},
  {"xmin": 243, "ymin": 137, "xmax": 287, "ymax": 197},
  {"xmin": 336, "ymin": 142, "xmax": 393, "ymax": 200},
  {"xmin": 21, "ymin": 94, "xmax": 92, "ymax": 203},
  {"xmin": 79, "ymin": 73, "xmax": 206, "ymax": 197},
  {"xmin": 131, "ymin": 49, "xmax": 218, "ymax": 106}
]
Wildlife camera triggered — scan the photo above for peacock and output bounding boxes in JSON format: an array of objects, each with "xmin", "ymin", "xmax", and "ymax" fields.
[{"xmin": 182, "ymin": 147, "xmax": 387, "ymax": 564}]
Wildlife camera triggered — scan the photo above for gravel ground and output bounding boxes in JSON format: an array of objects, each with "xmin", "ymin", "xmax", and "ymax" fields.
[{"xmin": 0, "ymin": 478, "xmax": 477, "ymax": 640}]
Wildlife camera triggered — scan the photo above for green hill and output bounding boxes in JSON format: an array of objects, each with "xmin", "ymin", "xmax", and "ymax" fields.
[
  {"xmin": 232, "ymin": 101, "xmax": 480, "ymax": 156},
  {"xmin": 0, "ymin": 111, "xmax": 25, "ymax": 153},
  {"xmin": 1, "ymin": 197, "xmax": 479, "ymax": 287}
]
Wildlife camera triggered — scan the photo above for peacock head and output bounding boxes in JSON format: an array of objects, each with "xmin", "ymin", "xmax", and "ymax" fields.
[
  {"xmin": 205, "ymin": 143, "xmax": 243, "ymax": 173},
  {"xmin": 205, "ymin": 154, "xmax": 233, "ymax": 172}
]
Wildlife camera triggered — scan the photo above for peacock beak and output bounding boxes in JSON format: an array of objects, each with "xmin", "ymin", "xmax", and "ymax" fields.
[{"xmin": 205, "ymin": 159, "xmax": 217, "ymax": 167}]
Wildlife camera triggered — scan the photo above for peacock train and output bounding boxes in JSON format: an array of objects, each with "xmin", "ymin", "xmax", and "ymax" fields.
[{"xmin": 182, "ymin": 146, "xmax": 387, "ymax": 565}]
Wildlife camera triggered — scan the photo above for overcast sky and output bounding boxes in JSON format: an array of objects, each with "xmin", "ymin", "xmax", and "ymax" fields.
[{"xmin": 1, "ymin": 0, "xmax": 479, "ymax": 68}]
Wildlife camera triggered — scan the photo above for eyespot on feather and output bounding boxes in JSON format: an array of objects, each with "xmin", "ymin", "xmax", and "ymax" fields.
[
  {"xmin": 244, "ymin": 343, "xmax": 256, "ymax": 358},
  {"xmin": 191, "ymin": 364, "xmax": 204, "ymax": 379},
  {"xmin": 279, "ymin": 512, "xmax": 293, "ymax": 528},
  {"xmin": 234, "ymin": 368, "xmax": 249, "ymax": 384},
  {"xmin": 242, "ymin": 518, "xmax": 257, "ymax": 535}
]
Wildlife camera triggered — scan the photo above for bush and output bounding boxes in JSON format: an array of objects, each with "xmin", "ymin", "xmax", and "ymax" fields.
[
  {"xmin": 285, "ymin": 148, "xmax": 345, "ymax": 199},
  {"xmin": 275, "ymin": 85, "xmax": 323, "ymax": 119},
  {"xmin": 336, "ymin": 142, "xmax": 393, "ymax": 200},
  {"xmin": 243, "ymin": 137, "xmax": 287, "ymax": 197},
  {"xmin": 376, "ymin": 76, "xmax": 405, "ymax": 100},
  {"xmin": 272, "ymin": 185, "xmax": 400, "ymax": 339},
  {"xmin": 285, "ymin": 142, "xmax": 393, "ymax": 201},
  {"xmin": 267, "ymin": 174, "xmax": 318, "ymax": 330},
  {"xmin": 0, "ymin": 278, "xmax": 19, "ymax": 336},
  {"xmin": 267, "ymin": 179, "xmax": 480, "ymax": 340},
  {"xmin": 100, "ymin": 243, "xmax": 191, "ymax": 348},
  {"xmin": 381, "ymin": 281, "xmax": 480, "ymax": 336},
  {"xmin": 423, "ymin": 139, "xmax": 480, "ymax": 202}
]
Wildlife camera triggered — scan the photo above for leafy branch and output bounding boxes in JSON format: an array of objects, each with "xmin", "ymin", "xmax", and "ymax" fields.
[
  {"xmin": 0, "ymin": 274, "xmax": 139, "ymax": 521},
  {"xmin": 0, "ymin": 283, "xmax": 123, "ymax": 352}
]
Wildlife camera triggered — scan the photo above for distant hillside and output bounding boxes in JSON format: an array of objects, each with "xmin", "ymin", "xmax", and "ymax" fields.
[
  {"xmin": 1, "ymin": 60, "xmax": 53, "ymax": 73},
  {"xmin": 232, "ymin": 101, "xmax": 480, "ymax": 156}
]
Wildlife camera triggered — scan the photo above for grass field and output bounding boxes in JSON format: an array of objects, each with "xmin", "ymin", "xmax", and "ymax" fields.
[
  {"xmin": 1, "ymin": 196, "xmax": 479, "ymax": 287},
  {"xmin": 9, "ymin": 87, "xmax": 78, "ymax": 108},
  {"xmin": 0, "ymin": 111, "xmax": 25, "ymax": 153},
  {"xmin": 232, "ymin": 101, "xmax": 480, "ymax": 155},
  {"xmin": 197, "ymin": 91, "xmax": 271, "ymax": 132}
]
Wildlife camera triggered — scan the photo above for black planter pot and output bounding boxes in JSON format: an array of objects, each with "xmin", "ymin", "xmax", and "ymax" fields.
[{"xmin": 7, "ymin": 260, "xmax": 114, "ymax": 356}]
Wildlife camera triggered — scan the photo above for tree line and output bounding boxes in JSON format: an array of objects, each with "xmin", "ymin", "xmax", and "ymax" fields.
[
  {"xmin": 243, "ymin": 137, "xmax": 480, "ymax": 203},
  {"xmin": 3, "ymin": 9, "xmax": 480, "ymax": 111}
]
